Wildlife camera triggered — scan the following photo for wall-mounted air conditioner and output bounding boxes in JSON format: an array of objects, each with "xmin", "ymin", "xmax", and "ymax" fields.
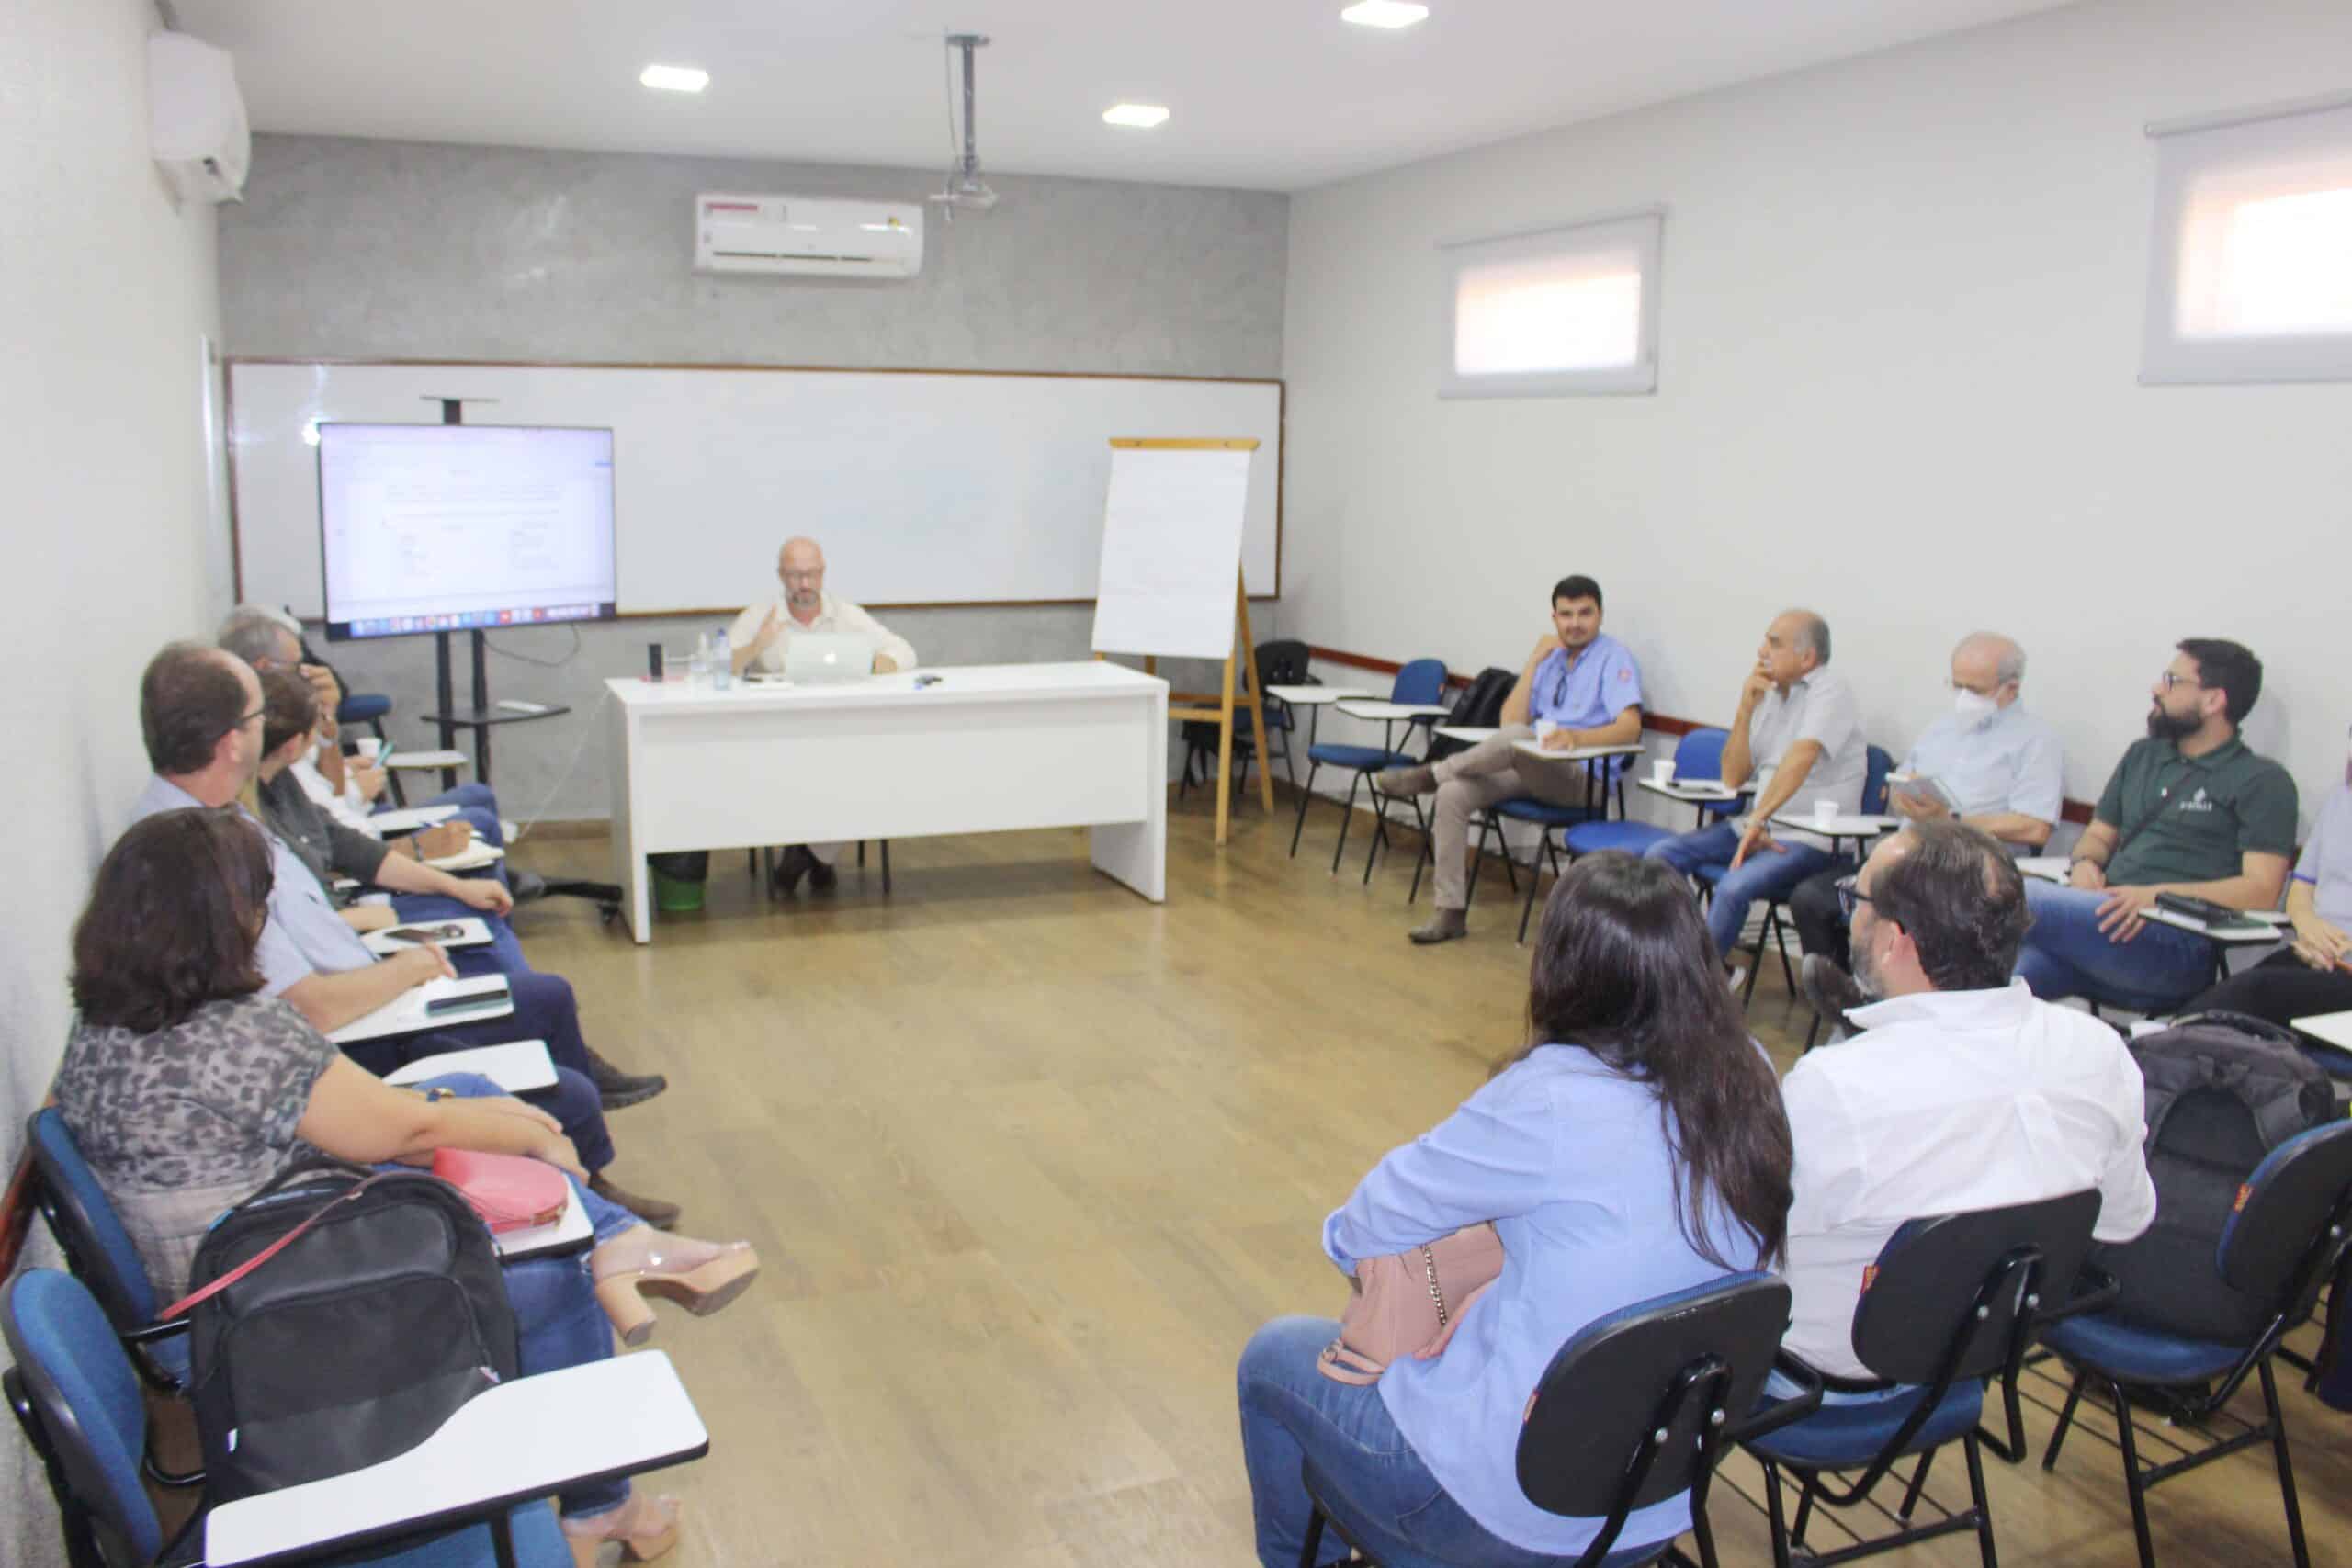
[
  {"xmin": 694, "ymin": 193, "xmax": 924, "ymax": 279},
  {"xmin": 148, "ymin": 31, "xmax": 250, "ymax": 202}
]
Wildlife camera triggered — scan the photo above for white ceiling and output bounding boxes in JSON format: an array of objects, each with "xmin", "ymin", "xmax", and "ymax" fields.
[{"xmin": 175, "ymin": 0, "xmax": 2078, "ymax": 192}]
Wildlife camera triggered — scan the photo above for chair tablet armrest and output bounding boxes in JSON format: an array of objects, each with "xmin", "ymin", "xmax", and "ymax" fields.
[
  {"xmin": 1724, "ymin": 1350, "xmax": 1825, "ymax": 1442},
  {"xmin": 202, "ymin": 1353, "xmax": 708, "ymax": 1567},
  {"xmin": 2039, "ymin": 1264, "xmax": 2120, "ymax": 1325}
]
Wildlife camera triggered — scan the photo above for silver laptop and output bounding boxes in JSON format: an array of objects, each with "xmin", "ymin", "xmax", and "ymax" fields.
[{"xmin": 784, "ymin": 633, "xmax": 876, "ymax": 683}]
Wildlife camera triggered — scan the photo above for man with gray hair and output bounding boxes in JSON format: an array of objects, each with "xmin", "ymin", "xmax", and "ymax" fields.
[
  {"xmin": 1791, "ymin": 631, "xmax": 2065, "ymax": 1031},
  {"xmin": 1647, "ymin": 608, "xmax": 1870, "ymax": 977}
]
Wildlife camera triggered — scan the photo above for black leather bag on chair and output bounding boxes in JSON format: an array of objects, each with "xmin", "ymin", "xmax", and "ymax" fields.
[
  {"xmin": 180, "ymin": 1162, "xmax": 519, "ymax": 1503},
  {"xmin": 1424, "ymin": 667, "xmax": 1517, "ymax": 764}
]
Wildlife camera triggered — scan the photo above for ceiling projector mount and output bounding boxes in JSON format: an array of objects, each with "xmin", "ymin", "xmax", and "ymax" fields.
[{"xmin": 930, "ymin": 31, "xmax": 999, "ymax": 220}]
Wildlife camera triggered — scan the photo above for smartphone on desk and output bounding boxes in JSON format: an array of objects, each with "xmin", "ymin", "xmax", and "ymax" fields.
[
  {"xmin": 381, "ymin": 923, "xmax": 465, "ymax": 945},
  {"xmin": 425, "ymin": 984, "xmax": 508, "ymax": 1016}
]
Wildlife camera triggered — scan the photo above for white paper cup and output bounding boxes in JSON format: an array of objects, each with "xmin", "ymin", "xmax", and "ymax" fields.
[
  {"xmin": 1652, "ymin": 759, "xmax": 1676, "ymax": 785},
  {"xmin": 1813, "ymin": 799, "xmax": 1841, "ymax": 826}
]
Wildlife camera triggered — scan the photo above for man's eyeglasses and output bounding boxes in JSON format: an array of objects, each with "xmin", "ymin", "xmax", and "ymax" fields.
[
  {"xmin": 2157, "ymin": 671, "xmax": 2202, "ymax": 691},
  {"xmin": 224, "ymin": 705, "xmax": 263, "ymax": 737},
  {"xmin": 1835, "ymin": 875, "xmax": 1874, "ymax": 920}
]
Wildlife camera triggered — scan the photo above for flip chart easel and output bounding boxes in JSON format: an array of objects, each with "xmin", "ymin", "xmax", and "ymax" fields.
[{"xmin": 1090, "ymin": 437, "xmax": 1273, "ymax": 847}]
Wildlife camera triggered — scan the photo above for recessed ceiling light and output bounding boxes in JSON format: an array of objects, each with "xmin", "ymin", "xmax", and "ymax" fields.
[
  {"xmin": 1102, "ymin": 103, "xmax": 1170, "ymax": 130},
  {"xmin": 639, "ymin": 64, "xmax": 709, "ymax": 93},
  {"xmin": 1341, "ymin": 1, "xmax": 1429, "ymax": 28}
]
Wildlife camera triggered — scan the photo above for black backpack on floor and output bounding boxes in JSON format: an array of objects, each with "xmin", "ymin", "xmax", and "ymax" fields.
[
  {"xmin": 2094, "ymin": 1012, "xmax": 2333, "ymax": 1345},
  {"xmin": 180, "ymin": 1162, "xmax": 518, "ymax": 1503}
]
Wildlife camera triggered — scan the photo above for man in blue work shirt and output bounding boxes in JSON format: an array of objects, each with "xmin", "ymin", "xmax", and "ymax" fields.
[{"xmin": 1377, "ymin": 574, "xmax": 1643, "ymax": 944}]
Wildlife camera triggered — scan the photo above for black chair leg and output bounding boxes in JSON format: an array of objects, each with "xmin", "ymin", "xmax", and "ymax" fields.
[
  {"xmin": 880, "ymin": 841, "xmax": 891, "ymax": 895},
  {"xmin": 1758, "ymin": 1460, "xmax": 1796, "ymax": 1568},
  {"xmin": 2041, "ymin": 1366, "xmax": 2087, "ymax": 1471},
  {"xmin": 1361, "ymin": 799, "xmax": 1386, "ymax": 886},
  {"xmin": 2108, "ymin": 1377, "xmax": 2159, "ymax": 1568},
  {"xmin": 1297, "ymin": 1505, "xmax": 1327, "ymax": 1568},
  {"xmin": 2260, "ymin": 1359, "xmax": 2312, "ymax": 1568},
  {"xmin": 1467, "ymin": 816, "xmax": 1493, "ymax": 904},
  {"xmin": 747, "ymin": 849, "xmax": 758, "ymax": 882},
  {"xmin": 1408, "ymin": 834, "xmax": 1430, "ymax": 904},
  {"xmin": 1289, "ymin": 764, "xmax": 1321, "ymax": 857},
  {"xmin": 1769, "ymin": 907, "xmax": 1796, "ymax": 991},
  {"xmin": 1898, "ymin": 1448, "xmax": 1937, "ymax": 1519},
  {"xmin": 1330, "ymin": 774, "xmax": 1363, "ymax": 875},
  {"xmin": 1517, "ymin": 835, "xmax": 1553, "ymax": 945},
  {"xmin": 1789, "ymin": 1469, "xmax": 1819, "ymax": 1549},
  {"xmin": 1803, "ymin": 1012, "xmax": 1824, "ymax": 1052},
  {"xmin": 1962, "ymin": 1430, "xmax": 1998, "ymax": 1568}
]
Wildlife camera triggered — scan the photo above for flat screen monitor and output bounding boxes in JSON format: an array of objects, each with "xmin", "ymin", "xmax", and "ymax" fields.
[{"xmin": 317, "ymin": 423, "xmax": 618, "ymax": 640}]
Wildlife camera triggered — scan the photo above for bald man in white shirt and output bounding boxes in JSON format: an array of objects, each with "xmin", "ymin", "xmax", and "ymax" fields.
[{"xmin": 728, "ymin": 536, "xmax": 918, "ymax": 894}]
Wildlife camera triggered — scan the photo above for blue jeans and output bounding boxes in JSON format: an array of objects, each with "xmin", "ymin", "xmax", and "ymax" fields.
[
  {"xmin": 1238, "ymin": 1317, "xmax": 1665, "ymax": 1568},
  {"xmin": 2014, "ymin": 880, "xmax": 2218, "ymax": 1010},
  {"xmin": 1645, "ymin": 821, "xmax": 1835, "ymax": 962},
  {"xmin": 401, "ymin": 1073, "xmax": 635, "ymax": 1520}
]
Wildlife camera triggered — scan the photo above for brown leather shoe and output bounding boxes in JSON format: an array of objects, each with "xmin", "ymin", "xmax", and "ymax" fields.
[
  {"xmin": 1375, "ymin": 764, "xmax": 1438, "ymax": 797},
  {"xmin": 589, "ymin": 1173, "xmax": 682, "ymax": 1231},
  {"xmin": 1408, "ymin": 908, "xmax": 1469, "ymax": 945}
]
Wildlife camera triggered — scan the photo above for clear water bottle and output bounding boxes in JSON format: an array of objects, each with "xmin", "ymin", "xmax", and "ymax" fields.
[
  {"xmin": 711, "ymin": 629, "xmax": 732, "ymax": 690},
  {"xmin": 691, "ymin": 631, "xmax": 712, "ymax": 685}
]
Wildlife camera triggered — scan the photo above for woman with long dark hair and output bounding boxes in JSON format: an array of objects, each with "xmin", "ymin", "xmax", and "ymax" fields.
[
  {"xmin": 54, "ymin": 808, "xmax": 758, "ymax": 1563},
  {"xmin": 1238, "ymin": 852, "xmax": 1794, "ymax": 1566}
]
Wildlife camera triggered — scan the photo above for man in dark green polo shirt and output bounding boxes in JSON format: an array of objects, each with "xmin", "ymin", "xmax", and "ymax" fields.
[{"xmin": 2013, "ymin": 638, "xmax": 2297, "ymax": 1009}]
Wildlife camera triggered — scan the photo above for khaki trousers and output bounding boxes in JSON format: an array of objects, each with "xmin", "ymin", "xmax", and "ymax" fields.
[{"xmin": 1428, "ymin": 726, "xmax": 1599, "ymax": 911}]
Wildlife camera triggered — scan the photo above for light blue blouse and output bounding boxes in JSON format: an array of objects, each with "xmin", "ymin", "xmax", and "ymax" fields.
[{"xmin": 1322, "ymin": 1044, "xmax": 1762, "ymax": 1557}]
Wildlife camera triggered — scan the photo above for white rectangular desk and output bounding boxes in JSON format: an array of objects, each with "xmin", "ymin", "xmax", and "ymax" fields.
[
  {"xmin": 2018, "ymin": 860, "xmax": 2289, "ymax": 942},
  {"xmin": 329, "ymin": 976, "xmax": 514, "ymax": 1045},
  {"xmin": 203, "ymin": 1351, "xmax": 706, "ymax": 1565},
  {"xmin": 605, "ymin": 662, "xmax": 1168, "ymax": 942},
  {"xmin": 383, "ymin": 1039, "xmax": 556, "ymax": 1094},
  {"xmin": 363, "ymin": 916, "xmax": 494, "ymax": 958}
]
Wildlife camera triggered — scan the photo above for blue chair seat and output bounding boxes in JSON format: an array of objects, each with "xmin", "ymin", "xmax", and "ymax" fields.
[
  {"xmin": 1747, "ymin": 1379, "xmax": 1985, "ymax": 1470},
  {"xmin": 1489, "ymin": 797, "xmax": 1603, "ymax": 829},
  {"xmin": 1307, "ymin": 742, "xmax": 1412, "ymax": 773},
  {"xmin": 337, "ymin": 693, "xmax": 393, "ymax": 725},
  {"xmin": 1562, "ymin": 820, "xmax": 1674, "ymax": 857},
  {"xmin": 2041, "ymin": 1313, "xmax": 2246, "ymax": 1386}
]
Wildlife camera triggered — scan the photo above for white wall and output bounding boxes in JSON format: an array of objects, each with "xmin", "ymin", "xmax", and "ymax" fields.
[
  {"xmin": 1281, "ymin": 0, "xmax": 2352, "ymax": 820},
  {"xmin": 0, "ymin": 0, "xmax": 220, "ymax": 1552}
]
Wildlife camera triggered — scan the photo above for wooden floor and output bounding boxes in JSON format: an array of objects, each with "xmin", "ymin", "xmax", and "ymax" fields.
[{"xmin": 506, "ymin": 785, "xmax": 2352, "ymax": 1567}]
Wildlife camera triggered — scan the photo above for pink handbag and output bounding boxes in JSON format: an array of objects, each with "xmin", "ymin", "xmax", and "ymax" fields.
[
  {"xmin": 430, "ymin": 1148, "xmax": 568, "ymax": 1234},
  {"xmin": 1317, "ymin": 1224, "xmax": 1505, "ymax": 1385}
]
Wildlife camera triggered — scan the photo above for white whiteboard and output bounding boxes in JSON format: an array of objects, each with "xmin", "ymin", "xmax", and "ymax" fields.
[
  {"xmin": 1091, "ymin": 446, "xmax": 1252, "ymax": 659},
  {"xmin": 228, "ymin": 361, "xmax": 1282, "ymax": 616}
]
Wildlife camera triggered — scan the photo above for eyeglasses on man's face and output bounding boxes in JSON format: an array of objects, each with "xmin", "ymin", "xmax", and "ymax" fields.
[
  {"xmin": 2156, "ymin": 671, "xmax": 2202, "ymax": 692},
  {"xmin": 1835, "ymin": 875, "xmax": 1874, "ymax": 921}
]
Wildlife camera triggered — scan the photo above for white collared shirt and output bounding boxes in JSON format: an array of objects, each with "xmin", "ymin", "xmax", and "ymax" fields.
[
  {"xmin": 1779, "ymin": 980, "xmax": 2156, "ymax": 1379},
  {"xmin": 727, "ymin": 590, "xmax": 916, "ymax": 675}
]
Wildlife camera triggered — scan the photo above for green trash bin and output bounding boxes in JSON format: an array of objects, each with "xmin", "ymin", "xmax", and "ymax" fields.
[{"xmin": 648, "ymin": 851, "xmax": 709, "ymax": 913}]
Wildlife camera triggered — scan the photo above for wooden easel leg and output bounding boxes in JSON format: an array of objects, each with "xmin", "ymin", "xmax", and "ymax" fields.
[
  {"xmin": 1214, "ymin": 641, "xmax": 1237, "ymax": 847},
  {"xmin": 1234, "ymin": 576, "xmax": 1275, "ymax": 818}
]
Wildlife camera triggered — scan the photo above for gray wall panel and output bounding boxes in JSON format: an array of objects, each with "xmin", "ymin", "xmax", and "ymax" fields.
[{"xmin": 220, "ymin": 135, "xmax": 1289, "ymax": 819}]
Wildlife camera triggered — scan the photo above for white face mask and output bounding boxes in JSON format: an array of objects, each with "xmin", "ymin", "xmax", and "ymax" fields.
[{"xmin": 1954, "ymin": 689, "xmax": 1998, "ymax": 723}]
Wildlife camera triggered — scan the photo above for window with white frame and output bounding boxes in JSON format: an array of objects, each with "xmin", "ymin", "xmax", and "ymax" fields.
[
  {"xmin": 2143, "ymin": 95, "xmax": 2352, "ymax": 385},
  {"xmin": 1439, "ymin": 209, "xmax": 1663, "ymax": 398}
]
